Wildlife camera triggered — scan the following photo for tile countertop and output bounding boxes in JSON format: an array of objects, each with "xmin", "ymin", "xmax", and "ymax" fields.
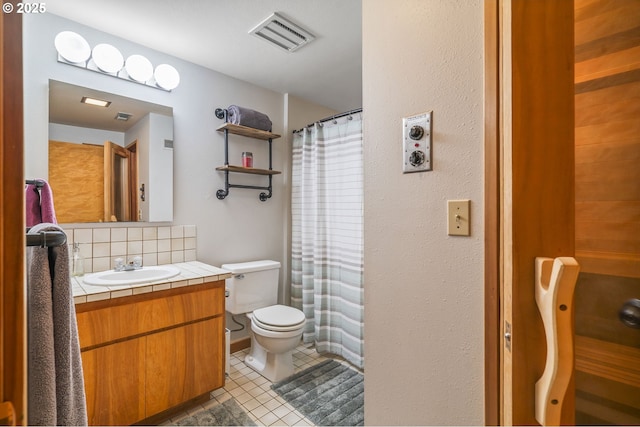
[{"xmin": 72, "ymin": 261, "xmax": 231, "ymax": 305}]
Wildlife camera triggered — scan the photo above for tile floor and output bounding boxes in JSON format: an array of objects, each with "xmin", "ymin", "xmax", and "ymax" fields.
[{"xmin": 162, "ymin": 343, "xmax": 330, "ymax": 426}]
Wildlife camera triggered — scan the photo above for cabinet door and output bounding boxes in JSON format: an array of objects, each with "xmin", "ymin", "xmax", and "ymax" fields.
[
  {"xmin": 81, "ymin": 338, "xmax": 146, "ymax": 426},
  {"xmin": 145, "ymin": 318, "xmax": 225, "ymax": 417}
]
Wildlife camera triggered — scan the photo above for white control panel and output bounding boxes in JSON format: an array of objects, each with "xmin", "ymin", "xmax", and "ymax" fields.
[{"xmin": 402, "ymin": 111, "xmax": 432, "ymax": 173}]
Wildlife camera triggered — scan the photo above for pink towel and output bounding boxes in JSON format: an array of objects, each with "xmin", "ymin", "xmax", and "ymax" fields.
[
  {"xmin": 26, "ymin": 180, "xmax": 57, "ymax": 227},
  {"xmin": 25, "ymin": 184, "xmax": 41, "ymax": 227}
]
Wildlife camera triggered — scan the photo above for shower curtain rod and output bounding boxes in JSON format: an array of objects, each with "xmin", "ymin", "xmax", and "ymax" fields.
[
  {"xmin": 293, "ymin": 108, "xmax": 363, "ymax": 133},
  {"xmin": 316, "ymin": 107, "xmax": 362, "ymax": 124}
]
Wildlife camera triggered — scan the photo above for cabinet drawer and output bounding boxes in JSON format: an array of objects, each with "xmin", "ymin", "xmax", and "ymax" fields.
[{"xmin": 76, "ymin": 283, "xmax": 224, "ymax": 349}]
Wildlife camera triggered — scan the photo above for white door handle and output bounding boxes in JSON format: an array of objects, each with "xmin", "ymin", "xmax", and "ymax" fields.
[{"xmin": 534, "ymin": 257, "xmax": 580, "ymax": 426}]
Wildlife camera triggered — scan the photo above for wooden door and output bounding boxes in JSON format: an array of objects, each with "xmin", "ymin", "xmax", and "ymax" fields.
[
  {"xmin": 145, "ymin": 318, "xmax": 225, "ymax": 417},
  {"xmin": 0, "ymin": 11, "xmax": 26, "ymax": 426},
  {"xmin": 49, "ymin": 140, "xmax": 104, "ymax": 223},
  {"xmin": 486, "ymin": 0, "xmax": 576, "ymax": 425},
  {"xmin": 488, "ymin": 0, "xmax": 640, "ymax": 425},
  {"xmin": 81, "ymin": 339, "xmax": 146, "ymax": 426},
  {"xmin": 573, "ymin": 0, "xmax": 640, "ymax": 424}
]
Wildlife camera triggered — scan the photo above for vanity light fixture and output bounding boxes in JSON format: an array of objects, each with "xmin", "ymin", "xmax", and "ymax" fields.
[
  {"xmin": 81, "ymin": 96, "xmax": 111, "ymax": 107},
  {"xmin": 54, "ymin": 31, "xmax": 180, "ymax": 92}
]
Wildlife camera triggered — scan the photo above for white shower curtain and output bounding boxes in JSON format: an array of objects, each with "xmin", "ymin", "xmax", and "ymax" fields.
[{"xmin": 291, "ymin": 112, "xmax": 364, "ymax": 369}]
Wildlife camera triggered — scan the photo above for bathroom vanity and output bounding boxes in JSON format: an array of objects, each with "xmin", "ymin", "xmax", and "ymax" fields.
[{"xmin": 73, "ymin": 262, "xmax": 230, "ymax": 426}]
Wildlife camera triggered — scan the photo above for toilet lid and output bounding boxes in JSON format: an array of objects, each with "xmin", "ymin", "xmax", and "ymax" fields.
[{"xmin": 252, "ymin": 305, "xmax": 306, "ymax": 330}]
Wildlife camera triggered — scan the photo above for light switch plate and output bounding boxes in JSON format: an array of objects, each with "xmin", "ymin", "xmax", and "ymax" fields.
[
  {"xmin": 447, "ymin": 199, "xmax": 470, "ymax": 236},
  {"xmin": 402, "ymin": 111, "xmax": 432, "ymax": 173}
]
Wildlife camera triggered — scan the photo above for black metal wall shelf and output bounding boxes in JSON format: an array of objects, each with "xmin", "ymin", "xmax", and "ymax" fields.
[
  {"xmin": 215, "ymin": 165, "xmax": 281, "ymax": 176},
  {"xmin": 214, "ymin": 112, "xmax": 281, "ymax": 202}
]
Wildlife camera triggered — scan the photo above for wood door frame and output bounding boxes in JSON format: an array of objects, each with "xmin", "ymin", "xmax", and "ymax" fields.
[
  {"xmin": 484, "ymin": 0, "xmax": 500, "ymax": 425},
  {"xmin": 126, "ymin": 141, "xmax": 138, "ymax": 221},
  {"xmin": 1, "ymin": 11, "xmax": 26, "ymax": 426},
  {"xmin": 485, "ymin": 1, "xmax": 576, "ymax": 425},
  {"xmin": 104, "ymin": 141, "xmax": 135, "ymax": 222}
]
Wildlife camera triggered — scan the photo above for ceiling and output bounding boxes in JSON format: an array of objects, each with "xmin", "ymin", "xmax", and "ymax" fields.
[{"xmin": 45, "ymin": 0, "xmax": 363, "ymax": 113}]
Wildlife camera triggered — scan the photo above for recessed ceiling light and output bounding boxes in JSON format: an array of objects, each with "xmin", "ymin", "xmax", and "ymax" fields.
[
  {"xmin": 115, "ymin": 112, "xmax": 132, "ymax": 121},
  {"xmin": 81, "ymin": 96, "xmax": 111, "ymax": 107}
]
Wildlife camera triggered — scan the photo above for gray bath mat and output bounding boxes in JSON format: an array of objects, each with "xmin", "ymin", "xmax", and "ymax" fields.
[
  {"xmin": 174, "ymin": 398, "xmax": 256, "ymax": 426},
  {"xmin": 271, "ymin": 359, "xmax": 364, "ymax": 426}
]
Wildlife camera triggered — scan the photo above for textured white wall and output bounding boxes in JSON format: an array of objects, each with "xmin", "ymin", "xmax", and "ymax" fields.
[
  {"xmin": 362, "ymin": 1, "xmax": 484, "ymax": 425},
  {"xmin": 146, "ymin": 113, "xmax": 174, "ymax": 222}
]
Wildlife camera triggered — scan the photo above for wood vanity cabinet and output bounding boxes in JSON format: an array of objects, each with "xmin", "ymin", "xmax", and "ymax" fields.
[{"xmin": 75, "ymin": 281, "xmax": 226, "ymax": 426}]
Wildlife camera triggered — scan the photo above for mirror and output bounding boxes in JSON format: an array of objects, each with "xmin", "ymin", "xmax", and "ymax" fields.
[{"xmin": 48, "ymin": 80, "xmax": 174, "ymax": 223}]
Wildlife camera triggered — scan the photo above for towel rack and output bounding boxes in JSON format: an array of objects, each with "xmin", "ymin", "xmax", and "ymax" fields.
[
  {"xmin": 25, "ymin": 179, "xmax": 44, "ymax": 188},
  {"xmin": 26, "ymin": 230, "xmax": 67, "ymax": 247}
]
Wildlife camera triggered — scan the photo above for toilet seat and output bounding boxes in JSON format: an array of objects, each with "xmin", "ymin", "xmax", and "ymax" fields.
[{"xmin": 251, "ymin": 305, "xmax": 305, "ymax": 332}]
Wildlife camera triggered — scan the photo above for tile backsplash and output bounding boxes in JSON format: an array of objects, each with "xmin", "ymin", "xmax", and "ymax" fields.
[{"xmin": 64, "ymin": 225, "xmax": 196, "ymax": 274}]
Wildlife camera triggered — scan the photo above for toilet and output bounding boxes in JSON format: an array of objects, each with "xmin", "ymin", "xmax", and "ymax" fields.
[{"xmin": 222, "ymin": 260, "xmax": 305, "ymax": 382}]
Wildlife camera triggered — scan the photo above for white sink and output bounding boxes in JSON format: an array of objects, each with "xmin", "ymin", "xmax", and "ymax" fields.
[{"xmin": 82, "ymin": 265, "xmax": 181, "ymax": 286}]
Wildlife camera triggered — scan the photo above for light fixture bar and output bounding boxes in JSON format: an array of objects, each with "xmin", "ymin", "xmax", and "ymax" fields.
[
  {"xmin": 55, "ymin": 31, "xmax": 180, "ymax": 91},
  {"xmin": 81, "ymin": 96, "xmax": 111, "ymax": 107}
]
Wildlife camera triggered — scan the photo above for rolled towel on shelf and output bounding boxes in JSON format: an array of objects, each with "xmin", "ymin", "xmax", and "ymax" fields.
[{"xmin": 227, "ymin": 105, "xmax": 272, "ymax": 132}]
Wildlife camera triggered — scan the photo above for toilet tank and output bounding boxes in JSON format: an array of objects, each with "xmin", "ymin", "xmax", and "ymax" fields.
[{"xmin": 221, "ymin": 260, "xmax": 280, "ymax": 315}]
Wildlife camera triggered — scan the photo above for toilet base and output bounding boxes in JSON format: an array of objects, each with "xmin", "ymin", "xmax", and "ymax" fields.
[{"xmin": 245, "ymin": 334, "xmax": 295, "ymax": 383}]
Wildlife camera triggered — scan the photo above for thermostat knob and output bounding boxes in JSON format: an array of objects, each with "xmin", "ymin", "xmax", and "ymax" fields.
[
  {"xmin": 409, "ymin": 125, "xmax": 424, "ymax": 140},
  {"xmin": 409, "ymin": 150, "xmax": 426, "ymax": 167}
]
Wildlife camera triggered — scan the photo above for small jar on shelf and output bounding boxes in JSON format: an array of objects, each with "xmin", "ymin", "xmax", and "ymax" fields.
[{"xmin": 242, "ymin": 152, "xmax": 253, "ymax": 168}]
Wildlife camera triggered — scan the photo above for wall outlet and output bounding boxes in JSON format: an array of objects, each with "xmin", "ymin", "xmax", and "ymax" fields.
[{"xmin": 402, "ymin": 111, "xmax": 432, "ymax": 173}]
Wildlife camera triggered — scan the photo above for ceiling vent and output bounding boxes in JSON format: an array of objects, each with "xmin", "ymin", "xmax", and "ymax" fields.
[
  {"xmin": 115, "ymin": 112, "xmax": 132, "ymax": 121},
  {"xmin": 249, "ymin": 12, "xmax": 315, "ymax": 53}
]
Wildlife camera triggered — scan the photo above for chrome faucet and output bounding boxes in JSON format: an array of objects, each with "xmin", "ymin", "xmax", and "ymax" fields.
[
  {"xmin": 123, "ymin": 262, "xmax": 137, "ymax": 271},
  {"xmin": 114, "ymin": 256, "xmax": 142, "ymax": 271}
]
